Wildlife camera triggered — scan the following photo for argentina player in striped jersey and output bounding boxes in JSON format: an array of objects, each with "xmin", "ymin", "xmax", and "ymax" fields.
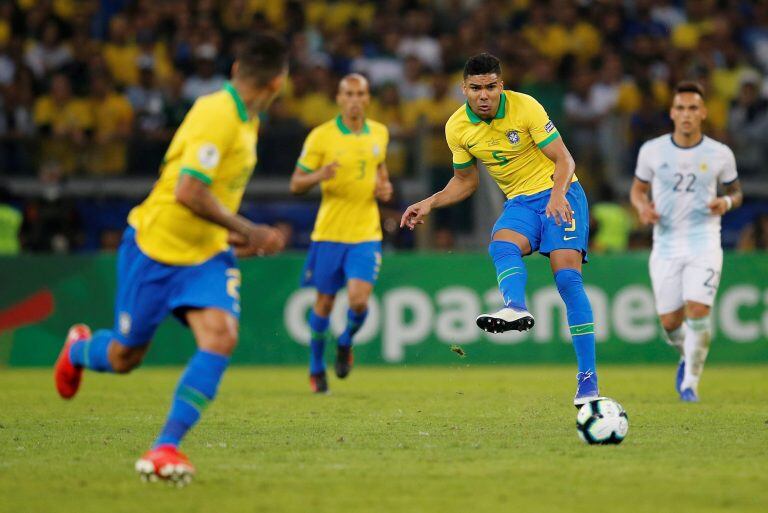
[{"xmin": 630, "ymin": 81, "xmax": 742, "ymax": 403}]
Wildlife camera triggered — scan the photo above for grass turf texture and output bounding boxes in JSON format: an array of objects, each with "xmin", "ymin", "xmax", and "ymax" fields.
[{"xmin": 1, "ymin": 365, "xmax": 767, "ymax": 513}]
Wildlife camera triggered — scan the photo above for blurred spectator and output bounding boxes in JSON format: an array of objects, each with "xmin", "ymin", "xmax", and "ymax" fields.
[
  {"xmin": 590, "ymin": 187, "xmax": 634, "ymax": 254},
  {"xmin": 398, "ymin": 9, "xmax": 441, "ymax": 70},
  {"xmin": 33, "ymin": 73, "xmax": 91, "ymax": 174},
  {"xmin": 351, "ymin": 31, "xmax": 403, "ymax": 88},
  {"xmin": 181, "ymin": 44, "xmax": 226, "ymax": 102},
  {"xmin": 0, "ymin": 185, "xmax": 22, "ymax": 255},
  {"xmin": 398, "ymin": 55, "xmax": 430, "ymax": 102},
  {"xmin": 519, "ymin": 57, "xmax": 565, "ymax": 127},
  {"xmin": 86, "ymin": 74, "xmax": 133, "ymax": 175},
  {"xmin": 738, "ymin": 214, "xmax": 768, "ymax": 251},
  {"xmin": 0, "ymin": 67, "xmax": 35, "ymax": 174},
  {"xmin": 727, "ymin": 73, "xmax": 768, "ymax": 178},
  {"xmin": 21, "ymin": 161, "xmax": 81, "ymax": 253},
  {"xmin": 24, "ymin": 19, "xmax": 72, "ymax": 80}
]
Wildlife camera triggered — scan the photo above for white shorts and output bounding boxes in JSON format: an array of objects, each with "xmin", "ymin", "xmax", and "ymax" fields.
[{"xmin": 649, "ymin": 249, "xmax": 723, "ymax": 315}]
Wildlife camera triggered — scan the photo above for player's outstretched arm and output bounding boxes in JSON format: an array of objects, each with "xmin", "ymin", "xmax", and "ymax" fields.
[
  {"xmin": 400, "ymin": 165, "xmax": 479, "ymax": 230},
  {"xmin": 708, "ymin": 179, "xmax": 742, "ymax": 216},
  {"xmin": 630, "ymin": 178, "xmax": 660, "ymax": 225},
  {"xmin": 176, "ymin": 173, "xmax": 285, "ymax": 256},
  {"xmin": 289, "ymin": 161, "xmax": 339, "ymax": 195}
]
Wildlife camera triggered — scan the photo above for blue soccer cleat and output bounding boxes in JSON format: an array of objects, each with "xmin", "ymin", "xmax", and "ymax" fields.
[
  {"xmin": 573, "ymin": 370, "xmax": 602, "ymax": 407},
  {"xmin": 675, "ymin": 359, "xmax": 685, "ymax": 394},
  {"xmin": 680, "ymin": 387, "xmax": 699, "ymax": 402}
]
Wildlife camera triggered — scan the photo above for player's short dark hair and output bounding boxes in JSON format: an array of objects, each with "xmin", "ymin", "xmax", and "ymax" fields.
[
  {"xmin": 235, "ymin": 32, "xmax": 288, "ymax": 86},
  {"xmin": 463, "ymin": 53, "xmax": 502, "ymax": 79},
  {"xmin": 674, "ymin": 81, "xmax": 705, "ymax": 98}
]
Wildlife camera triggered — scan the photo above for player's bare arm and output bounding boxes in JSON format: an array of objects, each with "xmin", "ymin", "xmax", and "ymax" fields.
[
  {"xmin": 289, "ymin": 161, "xmax": 339, "ymax": 195},
  {"xmin": 375, "ymin": 162, "xmax": 393, "ymax": 202},
  {"xmin": 541, "ymin": 137, "xmax": 576, "ymax": 226},
  {"xmin": 400, "ymin": 165, "xmax": 479, "ymax": 230},
  {"xmin": 709, "ymin": 179, "xmax": 743, "ymax": 216},
  {"xmin": 630, "ymin": 178, "xmax": 660, "ymax": 225},
  {"xmin": 176, "ymin": 173, "xmax": 284, "ymax": 256}
]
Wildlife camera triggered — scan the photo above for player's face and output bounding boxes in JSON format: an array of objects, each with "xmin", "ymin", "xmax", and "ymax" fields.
[
  {"xmin": 337, "ymin": 78, "xmax": 370, "ymax": 120},
  {"xmin": 463, "ymin": 74, "xmax": 504, "ymax": 119},
  {"xmin": 670, "ymin": 92, "xmax": 707, "ymax": 136}
]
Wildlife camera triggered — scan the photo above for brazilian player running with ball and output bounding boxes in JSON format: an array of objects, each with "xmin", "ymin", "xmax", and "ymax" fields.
[
  {"xmin": 401, "ymin": 53, "xmax": 602, "ymax": 406},
  {"xmin": 54, "ymin": 33, "xmax": 289, "ymax": 483},
  {"xmin": 290, "ymin": 74, "xmax": 392, "ymax": 394}
]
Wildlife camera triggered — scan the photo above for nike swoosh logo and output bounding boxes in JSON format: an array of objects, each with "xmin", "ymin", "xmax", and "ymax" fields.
[
  {"xmin": 467, "ymin": 142, "xmax": 477, "ymax": 148},
  {"xmin": 563, "ymin": 236, "xmax": 577, "ymax": 241}
]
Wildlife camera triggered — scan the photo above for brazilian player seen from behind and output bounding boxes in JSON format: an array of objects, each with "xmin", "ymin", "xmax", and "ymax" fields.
[
  {"xmin": 53, "ymin": 33, "xmax": 289, "ymax": 484},
  {"xmin": 401, "ymin": 53, "xmax": 601, "ymax": 406},
  {"xmin": 290, "ymin": 74, "xmax": 392, "ymax": 393}
]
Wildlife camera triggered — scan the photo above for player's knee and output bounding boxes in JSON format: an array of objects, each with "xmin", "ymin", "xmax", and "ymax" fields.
[
  {"xmin": 554, "ymin": 268, "xmax": 583, "ymax": 296},
  {"xmin": 686, "ymin": 303, "xmax": 710, "ymax": 319},
  {"xmin": 314, "ymin": 295, "xmax": 335, "ymax": 317},
  {"xmin": 203, "ymin": 323, "xmax": 239, "ymax": 355},
  {"xmin": 660, "ymin": 317, "xmax": 682, "ymax": 332}
]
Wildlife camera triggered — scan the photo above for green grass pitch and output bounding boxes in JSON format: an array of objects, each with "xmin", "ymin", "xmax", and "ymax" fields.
[{"xmin": 1, "ymin": 365, "xmax": 767, "ymax": 513}]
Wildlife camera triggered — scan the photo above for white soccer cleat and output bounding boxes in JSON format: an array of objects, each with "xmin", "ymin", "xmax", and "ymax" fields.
[{"xmin": 476, "ymin": 307, "xmax": 535, "ymax": 334}]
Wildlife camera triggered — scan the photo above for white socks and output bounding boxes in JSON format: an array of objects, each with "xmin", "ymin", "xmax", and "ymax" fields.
[
  {"xmin": 681, "ymin": 317, "xmax": 712, "ymax": 392},
  {"xmin": 663, "ymin": 325, "xmax": 685, "ymax": 357}
]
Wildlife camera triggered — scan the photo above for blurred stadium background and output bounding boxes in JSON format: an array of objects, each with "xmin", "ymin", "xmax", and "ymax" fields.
[{"xmin": 0, "ymin": 0, "xmax": 767, "ymax": 366}]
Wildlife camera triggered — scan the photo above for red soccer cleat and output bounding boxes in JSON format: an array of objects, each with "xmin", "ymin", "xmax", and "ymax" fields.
[
  {"xmin": 53, "ymin": 324, "xmax": 91, "ymax": 399},
  {"xmin": 135, "ymin": 445, "xmax": 195, "ymax": 485}
]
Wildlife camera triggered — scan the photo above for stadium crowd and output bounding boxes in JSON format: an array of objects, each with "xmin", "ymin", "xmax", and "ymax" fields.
[{"xmin": 0, "ymin": 0, "xmax": 767, "ymax": 252}]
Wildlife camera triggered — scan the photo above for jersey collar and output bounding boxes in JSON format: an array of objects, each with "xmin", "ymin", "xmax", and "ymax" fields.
[
  {"xmin": 223, "ymin": 82, "xmax": 249, "ymax": 122},
  {"xmin": 336, "ymin": 115, "xmax": 370, "ymax": 135},
  {"xmin": 465, "ymin": 91, "xmax": 507, "ymax": 125}
]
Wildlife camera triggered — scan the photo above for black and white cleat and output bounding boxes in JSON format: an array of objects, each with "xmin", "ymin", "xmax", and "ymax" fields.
[{"xmin": 476, "ymin": 308, "xmax": 535, "ymax": 334}]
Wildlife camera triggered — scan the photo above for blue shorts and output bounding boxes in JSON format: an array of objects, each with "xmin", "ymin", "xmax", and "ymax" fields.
[
  {"xmin": 492, "ymin": 182, "xmax": 590, "ymax": 262},
  {"xmin": 113, "ymin": 227, "xmax": 240, "ymax": 347},
  {"xmin": 301, "ymin": 241, "xmax": 382, "ymax": 295}
]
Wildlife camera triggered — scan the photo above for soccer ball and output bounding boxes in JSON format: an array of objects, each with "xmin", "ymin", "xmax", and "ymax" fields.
[{"xmin": 576, "ymin": 398, "xmax": 629, "ymax": 445}]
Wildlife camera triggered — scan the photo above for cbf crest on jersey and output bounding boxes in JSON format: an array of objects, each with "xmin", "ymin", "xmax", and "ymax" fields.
[{"xmin": 506, "ymin": 130, "xmax": 520, "ymax": 145}]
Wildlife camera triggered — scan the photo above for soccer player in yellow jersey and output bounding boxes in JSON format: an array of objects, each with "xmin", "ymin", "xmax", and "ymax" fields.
[
  {"xmin": 53, "ymin": 34, "xmax": 289, "ymax": 483},
  {"xmin": 401, "ymin": 53, "xmax": 602, "ymax": 406},
  {"xmin": 290, "ymin": 74, "xmax": 392, "ymax": 393}
]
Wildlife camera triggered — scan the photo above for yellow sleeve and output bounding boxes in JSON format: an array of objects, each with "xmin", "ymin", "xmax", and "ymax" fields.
[
  {"xmin": 524, "ymin": 95, "xmax": 560, "ymax": 149},
  {"xmin": 296, "ymin": 127, "xmax": 325, "ymax": 173},
  {"xmin": 178, "ymin": 99, "xmax": 238, "ymax": 185},
  {"xmin": 445, "ymin": 122, "xmax": 475, "ymax": 169}
]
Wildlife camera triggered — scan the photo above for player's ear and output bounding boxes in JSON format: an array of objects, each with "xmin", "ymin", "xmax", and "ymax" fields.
[
  {"xmin": 268, "ymin": 72, "xmax": 286, "ymax": 95},
  {"xmin": 231, "ymin": 61, "xmax": 239, "ymax": 78}
]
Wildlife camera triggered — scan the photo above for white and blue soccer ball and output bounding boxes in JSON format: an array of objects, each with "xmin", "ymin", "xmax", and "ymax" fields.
[{"xmin": 576, "ymin": 398, "xmax": 629, "ymax": 445}]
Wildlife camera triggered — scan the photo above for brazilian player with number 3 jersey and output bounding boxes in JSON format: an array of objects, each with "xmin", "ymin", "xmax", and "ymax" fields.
[
  {"xmin": 290, "ymin": 74, "xmax": 393, "ymax": 394},
  {"xmin": 401, "ymin": 53, "xmax": 601, "ymax": 406},
  {"xmin": 631, "ymin": 81, "xmax": 741, "ymax": 403}
]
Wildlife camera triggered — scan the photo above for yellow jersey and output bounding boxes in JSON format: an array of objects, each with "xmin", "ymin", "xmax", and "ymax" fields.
[
  {"xmin": 297, "ymin": 116, "xmax": 388, "ymax": 243},
  {"xmin": 445, "ymin": 90, "xmax": 576, "ymax": 199},
  {"xmin": 128, "ymin": 82, "xmax": 257, "ymax": 265}
]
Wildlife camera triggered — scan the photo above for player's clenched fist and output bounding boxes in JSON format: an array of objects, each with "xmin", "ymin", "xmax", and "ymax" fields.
[
  {"xmin": 637, "ymin": 202, "xmax": 660, "ymax": 225},
  {"xmin": 229, "ymin": 225, "xmax": 285, "ymax": 257},
  {"xmin": 400, "ymin": 199, "xmax": 433, "ymax": 230}
]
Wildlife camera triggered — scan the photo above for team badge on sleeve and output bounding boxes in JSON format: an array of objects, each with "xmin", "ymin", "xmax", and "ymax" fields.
[
  {"xmin": 544, "ymin": 121, "xmax": 555, "ymax": 133},
  {"xmin": 506, "ymin": 130, "xmax": 520, "ymax": 145},
  {"xmin": 197, "ymin": 143, "xmax": 221, "ymax": 170}
]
